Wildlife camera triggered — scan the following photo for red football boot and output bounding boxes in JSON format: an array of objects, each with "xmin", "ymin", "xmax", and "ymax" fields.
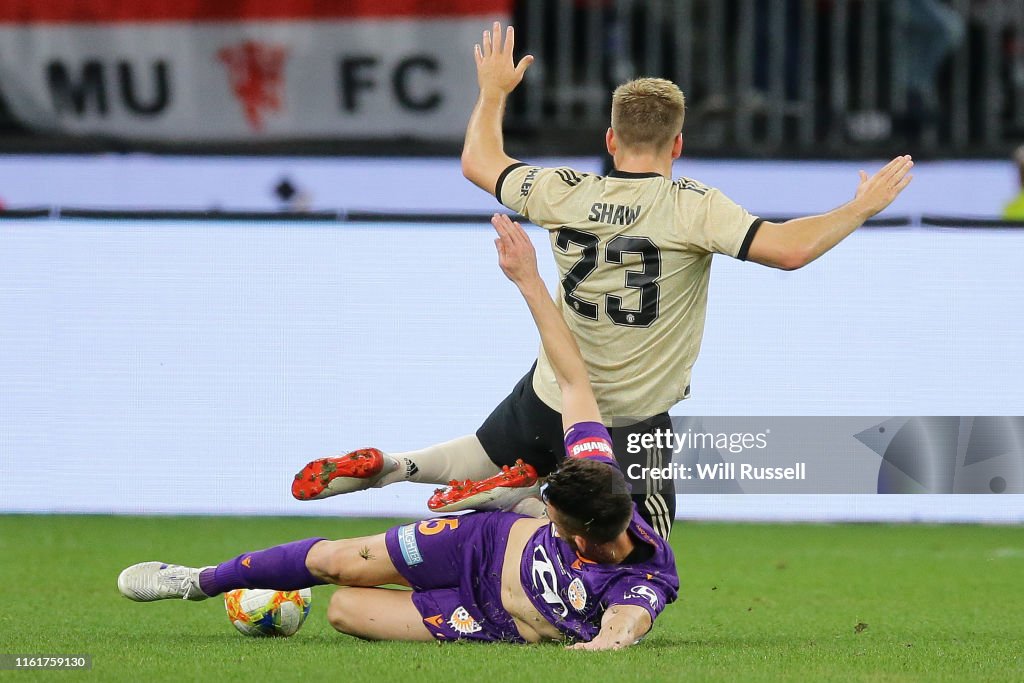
[
  {"xmin": 427, "ymin": 459, "xmax": 541, "ymax": 513},
  {"xmin": 291, "ymin": 448, "xmax": 397, "ymax": 500}
]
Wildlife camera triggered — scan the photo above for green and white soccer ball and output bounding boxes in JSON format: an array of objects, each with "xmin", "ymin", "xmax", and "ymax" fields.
[{"xmin": 223, "ymin": 588, "xmax": 312, "ymax": 637}]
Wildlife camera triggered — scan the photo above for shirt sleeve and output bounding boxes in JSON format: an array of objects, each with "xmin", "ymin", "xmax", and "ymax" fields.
[
  {"xmin": 563, "ymin": 421, "xmax": 619, "ymax": 469},
  {"xmin": 604, "ymin": 576, "xmax": 671, "ymax": 624},
  {"xmin": 496, "ymin": 163, "xmax": 584, "ymax": 228},
  {"xmin": 680, "ymin": 186, "xmax": 763, "ymax": 260}
]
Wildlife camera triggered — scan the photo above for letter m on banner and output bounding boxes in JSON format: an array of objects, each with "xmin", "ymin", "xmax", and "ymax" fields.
[{"xmin": 217, "ymin": 41, "xmax": 288, "ymax": 131}]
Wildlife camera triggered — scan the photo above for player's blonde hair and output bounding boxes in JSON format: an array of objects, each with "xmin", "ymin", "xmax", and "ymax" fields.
[{"xmin": 611, "ymin": 78, "xmax": 686, "ymax": 151}]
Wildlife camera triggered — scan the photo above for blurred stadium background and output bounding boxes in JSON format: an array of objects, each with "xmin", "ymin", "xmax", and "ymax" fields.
[
  {"xmin": 1, "ymin": 0, "xmax": 1023, "ymax": 526},
  {"xmin": 4, "ymin": 7, "xmax": 1024, "ymax": 681}
]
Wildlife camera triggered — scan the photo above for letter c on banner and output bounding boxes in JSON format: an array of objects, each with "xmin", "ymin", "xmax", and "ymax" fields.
[{"xmin": 393, "ymin": 56, "xmax": 441, "ymax": 111}]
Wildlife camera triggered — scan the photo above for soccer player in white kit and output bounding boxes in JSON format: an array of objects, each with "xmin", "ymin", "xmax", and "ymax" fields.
[{"xmin": 291, "ymin": 23, "xmax": 914, "ymax": 538}]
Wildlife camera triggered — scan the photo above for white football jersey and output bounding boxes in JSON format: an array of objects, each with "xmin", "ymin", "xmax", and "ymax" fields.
[{"xmin": 497, "ymin": 164, "xmax": 761, "ymax": 419}]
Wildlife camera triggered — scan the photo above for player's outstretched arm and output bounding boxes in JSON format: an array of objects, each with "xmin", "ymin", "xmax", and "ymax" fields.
[
  {"xmin": 491, "ymin": 214, "xmax": 601, "ymax": 430},
  {"xmin": 745, "ymin": 155, "xmax": 914, "ymax": 270},
  {"xmin": 462, "ymin": 22, "xmax": 534, "ymax": 195},
  {"xmin": 565, "ymin": 604, "xmax": 653, "ymax": 651}
]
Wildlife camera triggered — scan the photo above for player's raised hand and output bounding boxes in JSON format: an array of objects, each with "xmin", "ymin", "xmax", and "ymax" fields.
[
  {"xmin": 853, "ymin": 155, "xmax": 914, "ymax": 218},
  {"xmin": 492, "ymin": 213, "xmax": 540, "ymax": 287},
  {"xmin": 474, "ymin": 22, "xmax": 534, "ymax": 95}
]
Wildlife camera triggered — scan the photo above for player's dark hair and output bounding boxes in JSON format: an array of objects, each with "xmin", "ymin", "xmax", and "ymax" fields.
[{"xmin": 543, "ymin": 458, "xmax": 632, "ymax": 544}]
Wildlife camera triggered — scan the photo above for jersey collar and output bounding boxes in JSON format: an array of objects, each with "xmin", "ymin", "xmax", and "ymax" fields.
[{"xmin": 608, "ymin": 169, "xmax": 665, "ymax": 179}]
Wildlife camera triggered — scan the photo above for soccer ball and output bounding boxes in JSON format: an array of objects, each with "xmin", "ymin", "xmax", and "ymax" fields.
[{"xmin": 223, "ymin": 588, "xmax": 312, "ymax": 637}]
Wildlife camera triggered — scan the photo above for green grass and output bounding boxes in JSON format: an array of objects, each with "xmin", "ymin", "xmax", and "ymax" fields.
[{"xmin": 1, "ymin": 516, "xmax": 1022, "ymax": 682}]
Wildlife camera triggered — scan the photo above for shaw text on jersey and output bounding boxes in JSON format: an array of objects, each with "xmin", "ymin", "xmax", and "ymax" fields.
[{"xmin": 588, "ymin": 203, "xmax": 641, "ymax": 226}]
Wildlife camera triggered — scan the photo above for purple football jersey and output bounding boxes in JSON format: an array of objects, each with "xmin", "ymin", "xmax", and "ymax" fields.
[{"xmin": 518, "ymin": 421, "xmax": 679, "ymax": 641}]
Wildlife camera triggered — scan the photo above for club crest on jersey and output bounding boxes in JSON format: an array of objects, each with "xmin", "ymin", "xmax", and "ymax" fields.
[
  {"xmin": 447, "ymin": 606, "xmax": 482, "ymax": 635},
  {"xmin": 568, "ymin": 438, "xmax": 615, "ymax": 460},
  {"xmin": 627, "ymin": 585, "xmax": 660, "ymax": 610},
  {"xmin": 567, "ymin": 578, "xmax": 588, "ymax": 611}
]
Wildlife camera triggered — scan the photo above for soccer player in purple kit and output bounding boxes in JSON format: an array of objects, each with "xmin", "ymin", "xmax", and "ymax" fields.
[{"xmin": 117, "ymin": 214, "xmax": 678, "ymax": 650}]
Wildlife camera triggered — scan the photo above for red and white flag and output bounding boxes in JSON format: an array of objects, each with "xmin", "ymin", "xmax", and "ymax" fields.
[{"xmin": 0, "ymin": 1, "xmax": 511, "ymax": 140}]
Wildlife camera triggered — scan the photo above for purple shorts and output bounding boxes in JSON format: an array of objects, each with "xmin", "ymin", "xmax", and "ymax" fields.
[{"xmin": 385, "ymin": 511, "xmax": 527, "ymax": 643}]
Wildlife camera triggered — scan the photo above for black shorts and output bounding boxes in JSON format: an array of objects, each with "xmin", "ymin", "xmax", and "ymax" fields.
[
  {"xmin": 476, "ymin": 364, "xmax": 565, "ymax": 476},
  {"xmin": 476, "ymin": 364, "xmax": 677, "ymax": 536}
]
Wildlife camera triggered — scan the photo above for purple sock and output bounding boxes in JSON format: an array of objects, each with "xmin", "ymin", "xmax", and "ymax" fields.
[{"xmin": 198, "ymin": 537, "xmax": 327, "ymax": 597}]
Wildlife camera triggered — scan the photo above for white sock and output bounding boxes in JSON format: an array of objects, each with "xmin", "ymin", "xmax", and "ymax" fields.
[
  {"xmin": 377, "ymin": 434, "xmax": 500, "ymax": 486},
  {"xmin": 511, "ymin": 496, "xmax": 547, "ymax": 518}
]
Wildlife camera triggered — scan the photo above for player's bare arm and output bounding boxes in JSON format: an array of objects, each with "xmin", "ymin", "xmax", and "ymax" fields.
[
  {"xmin": 491, "ymin": 213, "xmax": 601, "ymax": 431},
  {"xmin": 462, "ymin": 22, "xmax": 534, "ymax": 195},
  {"xmin": 565, "ymin": 604, "xmax": 653, "ymax": 651},
  {"xmin": 746, "ymin": 155, "xmax": 914, "ymax": 270}
]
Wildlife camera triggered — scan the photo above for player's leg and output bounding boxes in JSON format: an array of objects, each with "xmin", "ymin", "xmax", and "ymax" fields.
[
  {"xmin": 118, "ymin": 532, "xmax": 406, "ymax": 602},
  {"xmin": 291, "ymin": 436, "xmax": 500, "ymax": 500},
  {"xmin": 426, "ymin": 365, "xmax": 562, "ymax": 512},
  {"xmin": 117, "ymin": 537, "xmax": 325, "ymax": 603},
  {"xmin": 291, "ymin": 365, "xmax": 559, "ymax": 503},
  {"xmin": 304, "ymin": 533, "xmax": 408, "ymax": 587},
  {"xmin": 401, "ymin": 365, "xmax": 566, "ymax": 485},
  {"xmin": 611, "ymin": 414, "xmax": 676, "ymax": 539},
  {"xmin": 393, "ymin": 363, "xmax": 566, "ymax": 510},
  {"xmin": 326, "ymin": 587, "xmax": 434, "ymax": 642},
  {"xmin": 387, "ymin": 434, "xmax": 501, "ymax": 485}
]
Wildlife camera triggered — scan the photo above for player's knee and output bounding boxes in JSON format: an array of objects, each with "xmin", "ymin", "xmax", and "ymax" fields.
[
  {"xmin": 305, "ymin": 539, "xmax": 351, "ymax": 584},
  {"xmin": 326, "ymin": 587, "xmax": 361, "ymax": 636}
]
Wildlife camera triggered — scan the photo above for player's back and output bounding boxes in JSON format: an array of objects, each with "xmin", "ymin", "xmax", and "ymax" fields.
[{"xmin": 497, "ymin": 164, "xmax": 761, "ymax": 418}]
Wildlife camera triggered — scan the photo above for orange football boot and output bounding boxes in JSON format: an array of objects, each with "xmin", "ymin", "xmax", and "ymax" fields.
[
  {"xmin": 291, "ymin": 448, "xmax": 394, "ymax": 500},
  {"xmin": 428, "ymin": 459, "xmax": 541, "ymax": 513}
]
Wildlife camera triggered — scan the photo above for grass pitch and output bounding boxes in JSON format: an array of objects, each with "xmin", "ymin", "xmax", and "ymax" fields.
[{"xmin": 1, "ymin": 515, "xmax": 1022, "ymax": 682}]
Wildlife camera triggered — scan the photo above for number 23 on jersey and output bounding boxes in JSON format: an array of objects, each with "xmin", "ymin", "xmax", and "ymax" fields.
[{"xmin": 556, "ymin": 228, "xmax": 662, "ymax": 328}]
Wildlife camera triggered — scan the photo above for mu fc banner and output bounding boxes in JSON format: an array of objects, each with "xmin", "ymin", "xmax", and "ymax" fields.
[{"xmin": 0, "ymin": 1, "xmax": 510, "ymax": 140}]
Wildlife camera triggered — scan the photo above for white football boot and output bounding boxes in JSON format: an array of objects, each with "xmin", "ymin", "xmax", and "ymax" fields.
[{"xmin": 117, "ymin": 562, "xmax": 213, "ymax": 602}]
